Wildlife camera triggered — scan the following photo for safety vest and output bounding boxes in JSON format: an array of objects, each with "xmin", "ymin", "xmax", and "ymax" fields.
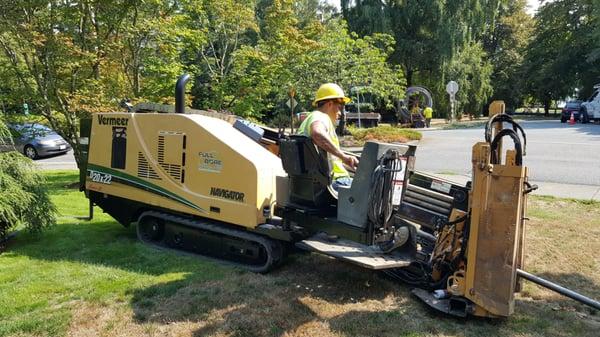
[
  {"xmin": 296, "ymin": 110, "xmax": 349, "ymax": 180},
  {"xmin": 424, "ymin": 107, "xmax": 433, "ymax": 118}
]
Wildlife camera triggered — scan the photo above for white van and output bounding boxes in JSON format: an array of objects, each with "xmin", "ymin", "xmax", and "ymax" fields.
[{"xmin": 580, "ymin": 84, "xmax": 600, "ymax": 123}]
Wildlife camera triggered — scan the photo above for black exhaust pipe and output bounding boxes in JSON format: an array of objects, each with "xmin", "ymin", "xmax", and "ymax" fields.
[{"xmin": 175, "ymin": 74, "xmax": 190, "ymax": 114}]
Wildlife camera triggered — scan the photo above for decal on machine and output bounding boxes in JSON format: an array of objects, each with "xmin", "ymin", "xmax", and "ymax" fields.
[
  {"xmin": 210, "ymin": 187, "xmax": 245, "ymax": 202},
  {"xmin": 89, "ymin": 170, "xmax": 112, "ymax": 184},
  {"xmin": 431, "ymin": 179, "xmax": 452, "ymax": 194},
  {"xmin": 198, "ymin": 151, "xmax": 222, "ymax": 173},
  {"xmin": 97, "ymin": 115, "xmax": 129, "ymax": 126}
]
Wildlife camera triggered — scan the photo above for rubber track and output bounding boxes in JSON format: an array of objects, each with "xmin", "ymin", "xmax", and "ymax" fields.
[{"xmin": 137, "ymin": 211, "xmax": 282, "ymax": 273}]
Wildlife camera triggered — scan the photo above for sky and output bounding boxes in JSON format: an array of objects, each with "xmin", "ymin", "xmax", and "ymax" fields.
[{"xmin": 325, "ymin": 1, "xmax": 544, "ymax": 16}]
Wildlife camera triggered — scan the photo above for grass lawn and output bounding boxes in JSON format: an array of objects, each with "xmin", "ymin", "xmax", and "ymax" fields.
[{"xmin": 0, "ymin": 170, "xmax": 598, "ymax": 337}]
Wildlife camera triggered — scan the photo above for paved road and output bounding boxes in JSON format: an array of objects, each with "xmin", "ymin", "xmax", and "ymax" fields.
[
  {"xmin": 35, "ymin": 150, "xmax": 77, "ymax": 170},
  {"xmin": 414, "ymin": 120, "xmax": 600, "ymax": 186}
]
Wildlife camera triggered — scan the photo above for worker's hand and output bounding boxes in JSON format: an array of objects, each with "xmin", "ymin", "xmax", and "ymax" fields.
[{"xmin": 342, "ymin": 154, "xmax": 359, "ymax": 170}]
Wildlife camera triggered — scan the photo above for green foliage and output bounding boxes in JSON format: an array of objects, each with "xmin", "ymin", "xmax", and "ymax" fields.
[
  {"xmin": 0, "ymin": 152, "xmax": 56, "ymax": 239},
  {"xmin": 0, "ymin": 113, "xmax": 9, "ymax": 143},
  {"xmin": 341, "ymin": 1, "xmax": 499, "ymax": 117},
  {"xmin": 1, "ymin": 109, "xmax": 55, "ymax": 240},
  {"xmin": 484, "ymin": 0, "xmax": 534, "ymax": 110},
  {"xmin": 446, "ymin": 42, "xmax": 494, "ymax": 116},
  {"xmin": 522, "ymin": 0, "xmax": 598, "ymax": 112},
  {"xmin": 224, "ymin": 10, "xmax": 405, "ymax": 120}
]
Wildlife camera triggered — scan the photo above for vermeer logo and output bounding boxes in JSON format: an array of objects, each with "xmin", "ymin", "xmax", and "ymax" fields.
[
  {"xmin": 210, "ymin": 187, "xmax": 245, "ymax": 202},
  {"xmin": 97, "ymin": 115, "xmax": 129, "ymax": 126}
]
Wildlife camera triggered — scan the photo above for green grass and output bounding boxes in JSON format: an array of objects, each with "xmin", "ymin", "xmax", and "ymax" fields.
[
  {"xmin": 0, "ymin": 170, "xmax": 228, "ymax": 336},
  {"xmin": 0, "ymin": 170, "xmax": 598, "ymax": 336}
]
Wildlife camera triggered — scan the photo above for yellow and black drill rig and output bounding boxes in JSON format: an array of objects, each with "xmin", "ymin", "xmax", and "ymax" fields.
[{"xmin": 79, "ymin": 75, "xmax": 599, "ymax": 318}]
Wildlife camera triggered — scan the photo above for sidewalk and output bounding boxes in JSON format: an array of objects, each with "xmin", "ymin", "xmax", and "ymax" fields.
[{"xmin": 432, "ymin": 173, "xmax": 600, "ymax": 201}]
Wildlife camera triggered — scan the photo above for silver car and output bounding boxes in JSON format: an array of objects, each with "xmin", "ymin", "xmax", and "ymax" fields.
[{"xmin": 1, "ymin": 123, "xmax": 71, "ymax": 159}]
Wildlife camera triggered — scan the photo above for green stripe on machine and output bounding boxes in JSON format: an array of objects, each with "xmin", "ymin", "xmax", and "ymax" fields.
[{"xmin": 86, "ymin": 164, "xmax": 205, "ymax": 213}]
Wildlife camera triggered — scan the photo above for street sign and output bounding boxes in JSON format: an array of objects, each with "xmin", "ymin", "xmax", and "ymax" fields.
[
  {"xmin": 446, "ymin": 81, "xmax": 459, "ymax": 123},
  {"xmin": 23, "ymin": 103, "xmax": 29, "ymax": 115},
  {"xmin": 286, "ymin": 98, "xmax": 297, "ymax": 109},
  {"xmin": 446, "ymin": 81, "xmax": 459, "ymax": 96}
]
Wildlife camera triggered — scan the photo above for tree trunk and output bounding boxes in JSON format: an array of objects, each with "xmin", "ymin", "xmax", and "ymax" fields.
[
  {"xmin": 543, "ymin": 99, "xmax": 550, "ymax": 116},
  {"xmin": 406, "ymin": 68, "xmax": 413, "ymax": 88}
]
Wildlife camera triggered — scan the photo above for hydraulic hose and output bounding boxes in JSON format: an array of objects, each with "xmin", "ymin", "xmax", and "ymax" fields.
[
  {"xmin": 485, "ymin": 113, "xmax": 527, "ymax": 155},
  {"xmin": 367, "ymin": 149, "xmax": 403, "ymax": 229},
  {"xmin": 490, "ymin": 129, "xmax": 523, "ymax": 166}
]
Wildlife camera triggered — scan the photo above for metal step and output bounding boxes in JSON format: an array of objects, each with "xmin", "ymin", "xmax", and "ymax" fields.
[{"xmin": 296, "ymin": 234, "xmax": 413, "ymax": 270}]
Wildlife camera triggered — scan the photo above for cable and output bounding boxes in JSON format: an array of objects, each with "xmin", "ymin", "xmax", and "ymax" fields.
[{"xmin": 367, "ymin": 149, "xmax": 404, "ymax": 230}]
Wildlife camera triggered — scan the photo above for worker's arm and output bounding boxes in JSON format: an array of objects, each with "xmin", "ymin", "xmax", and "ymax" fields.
[{"xmin": 310, "ymin": 121, "xmax": 359, "ymax": 169}]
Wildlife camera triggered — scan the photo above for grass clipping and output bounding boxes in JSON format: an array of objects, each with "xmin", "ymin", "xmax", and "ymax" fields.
[{"xmin": 343, "ymin": 125, "xmax": 422, "ymax": 147}]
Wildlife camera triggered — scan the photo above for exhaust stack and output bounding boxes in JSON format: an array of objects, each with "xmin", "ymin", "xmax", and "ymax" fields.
[{"xmin": 175, "ymin": 74, "xmax": 191, "ymax": 114}]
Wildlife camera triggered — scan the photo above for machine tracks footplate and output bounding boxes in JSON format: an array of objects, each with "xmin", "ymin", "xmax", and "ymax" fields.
[
  {"xmin": 296, "ymin": 233, "xmax": 413, "ymax": 270},
  {"xmin": 136, "ymin": 211, "xmax": 283, "ymax": 273}
]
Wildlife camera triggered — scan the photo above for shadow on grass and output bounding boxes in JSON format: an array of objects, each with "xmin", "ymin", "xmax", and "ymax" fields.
[{"xmin": 128, "ymin": 252, "xmax": 600, "ymax": 337}]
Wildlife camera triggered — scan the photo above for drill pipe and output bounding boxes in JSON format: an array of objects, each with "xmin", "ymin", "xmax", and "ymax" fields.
[{"xmin": 517, "ymin": 269, "xmax": 600, "ymax": 311}]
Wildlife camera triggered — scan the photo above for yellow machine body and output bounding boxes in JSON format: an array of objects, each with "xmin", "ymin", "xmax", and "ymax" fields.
[
  {"xmin": 433, "ymin": 142, "xmax": 528, "ymax": 317},
  {"xmin": 85, "ymin": 112, "xmax": 287, "ymax": 228}
]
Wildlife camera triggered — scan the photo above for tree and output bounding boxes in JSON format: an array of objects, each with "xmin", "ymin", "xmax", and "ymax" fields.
[
  {"xmin": 446, "ymin": 42, "xmax": 494, "ymax": 116},
  {"xmin": 522, "ymin": 0, "xmax": 597, "ymax": 114},
  {"xmin": 0, "ymin": 114, "xmax": 56, "ymax": 240},
  {"xmin": 189, "ymin": 0, "xmax": 258, "ymax": 110},
  {"xmin": 0, "ymin": 1, "xmax": 131, "ymax": 166},
  {"xmin": 341, "ymin": 1, "xmax": 500, "ymax": 117},
  {"xmin": 0, "ymin": 1, "xmax": 202, "ymax": 166},
  {"xmin": 483, "ymin": 0, "xmax": 534, "ymax": 110}
]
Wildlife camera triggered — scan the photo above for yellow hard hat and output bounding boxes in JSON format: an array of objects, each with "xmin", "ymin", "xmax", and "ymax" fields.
[{"xmin": 313, "ymin": 83, "xmax": 351, "ymax": 106}]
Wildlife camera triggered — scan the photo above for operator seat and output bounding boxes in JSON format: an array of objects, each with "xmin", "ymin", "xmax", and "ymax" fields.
[{"xmin": 279, "ymin": 135, "xmax": 336, "ymax": 208}]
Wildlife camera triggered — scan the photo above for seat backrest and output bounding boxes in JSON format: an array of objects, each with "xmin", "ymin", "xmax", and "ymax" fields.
[
  {"xmin": 279, "ymin": 135, "xmax": 334, "ymax": 207},
  {"xmin": 337, "ymin": 141, "xmax": 416, "ymax": 228}
]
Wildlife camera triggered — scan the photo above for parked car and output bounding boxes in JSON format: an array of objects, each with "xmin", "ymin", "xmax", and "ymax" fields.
[
  {"xmin": 0, "ymin": 123, "xmax": 71, "ymax": 159},
  {"xmin": 560, "ymin": 101, "xmax": 583, "ymax": 123}
]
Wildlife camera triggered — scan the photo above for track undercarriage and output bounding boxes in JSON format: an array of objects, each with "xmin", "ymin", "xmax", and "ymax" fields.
[{"xmin": 136, "ymin": 211, "xmax": 284, "ymax": 273}]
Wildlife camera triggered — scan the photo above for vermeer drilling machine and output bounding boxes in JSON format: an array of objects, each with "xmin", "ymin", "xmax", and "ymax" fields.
[{"xmin": 80, "ymin": 75, "xmax": 600, "ymax": 318}]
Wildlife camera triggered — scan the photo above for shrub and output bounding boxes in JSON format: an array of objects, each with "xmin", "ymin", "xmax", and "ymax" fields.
[
  {"xmin": 347, "ymin": 125, "xmax": 422, "ymax": 145},
  {"xmin": 0, "ymin": 121, "xmax": 56, "ymax": 239}
]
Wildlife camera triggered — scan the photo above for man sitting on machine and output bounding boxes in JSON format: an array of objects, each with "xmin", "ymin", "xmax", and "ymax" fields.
[{"xmin": 296, "ymin": 83, "xmax": 359, "ymax": 190}]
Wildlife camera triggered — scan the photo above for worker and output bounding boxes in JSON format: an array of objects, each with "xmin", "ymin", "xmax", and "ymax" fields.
[
  {"xmin": 411, "ymin": 100, "xmax": 421, "ymax": 115},
  {"xmin": 423, "ymin": 106, "xmax": 433, "ymax": 128},
  {"xmin": 297, "ymin": 83, "xmax": 359, "ymax": 190}
]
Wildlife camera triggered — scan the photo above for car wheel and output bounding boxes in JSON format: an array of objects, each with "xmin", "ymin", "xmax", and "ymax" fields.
[{"xmin": 24, "ymin": 145, "xmax": 38, "ymax": 159}]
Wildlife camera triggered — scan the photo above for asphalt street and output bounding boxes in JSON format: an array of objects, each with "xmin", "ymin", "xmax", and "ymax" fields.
[{"xmin": 414, "ymin": 120, "xmax": 600, "ymax": 186}]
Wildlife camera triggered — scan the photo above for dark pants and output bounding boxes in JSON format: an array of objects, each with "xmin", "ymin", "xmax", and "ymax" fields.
[{"xmin": 425, "ymin": 118, "xmax": 431, "ymax": 128}]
